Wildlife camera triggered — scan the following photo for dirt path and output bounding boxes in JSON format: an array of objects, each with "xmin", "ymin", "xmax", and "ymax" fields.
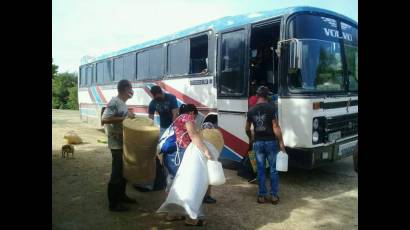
[{"xmin": 52, "ymin": 109, "xmax": 358, "ymax": 230}]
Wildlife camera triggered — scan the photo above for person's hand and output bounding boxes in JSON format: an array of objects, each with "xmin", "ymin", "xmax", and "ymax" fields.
[
  {"xmin": 248, "ymin": 140, "xmax": 253, "ymax": 152},
  {"xmin": 279, "ymin": 142, "xmax": 286, "ymax": 152},
  {"xmin": 127, "ymin": 112, "xmax": 135, "ymax": 119}
]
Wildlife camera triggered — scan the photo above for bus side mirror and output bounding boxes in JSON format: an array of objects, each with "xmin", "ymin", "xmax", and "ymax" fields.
[{"xmin": 289, "ymin": 41, "xmax": 300, "ymax": 69}]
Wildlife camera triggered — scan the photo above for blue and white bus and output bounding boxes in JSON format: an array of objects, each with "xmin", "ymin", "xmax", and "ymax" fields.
[{"xmin": 79, "ymin": 6, "xmax": 358, "ymax": 169}]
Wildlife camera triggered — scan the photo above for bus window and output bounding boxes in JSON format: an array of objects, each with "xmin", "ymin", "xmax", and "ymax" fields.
[
  {"xmin": 168, "ymin": 39, "xmax": 189, "ymax": 76},
  {"xmin": 80, "ymin": 66, "xmax": 86, "ymax": 87},
  {"xmin": 103, "ymin": 59, "xmax": 112, "ymax": 84},
  {"xmin": 219, "ymin": 29, "xmax": 246, "ymax": 96},
  {"xmin": 190, "ymin": 35, "xmax": 208, "ymax": 74},
  {"xmin": 114, "ymin": 56, "xmax": 124, "ymax": 82},
  {"xmin": 86, "ymin": 65, "xmax": 93, "ymax": 86},
  {"xmin": 96, "ymin": 62, "xmax": 104, "ymax": 84},
  {"xmin": 123, "ymin": 52, "xmax": 136, "ymax": 81},
  {"xmin": 148, "ymin": 46, "xmax": 165, "ymax": 79},
  {"xmin": 137, "ymin": 51, "xmax": 149, "ymax": 80}
]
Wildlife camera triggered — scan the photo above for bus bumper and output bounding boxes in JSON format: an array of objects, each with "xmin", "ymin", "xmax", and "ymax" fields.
[{"xmin": 286, "ymin": 137, "xmax": 358, "ymax": 169}]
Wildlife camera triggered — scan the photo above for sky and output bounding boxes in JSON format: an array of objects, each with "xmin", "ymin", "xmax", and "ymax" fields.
[{"xmin": 52, "ymin": 0, "xmax": 357, "ymax": 73}]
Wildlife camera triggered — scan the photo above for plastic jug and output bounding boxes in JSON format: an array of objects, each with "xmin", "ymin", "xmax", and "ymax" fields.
[
  {"xmin": 276, "ymin": 151, "xmax": 288, "ymax": 172},
  {"xmin": 207, "ymin": 160, "xmax": 226, "ymax": 186}
]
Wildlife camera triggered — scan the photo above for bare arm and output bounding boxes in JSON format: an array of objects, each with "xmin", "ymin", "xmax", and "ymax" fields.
[
  {"xmin": 245, "ymin": 121, "xmax": 253, "ymax": 150},
  {"xmin": 171, "ymin": 108, "xmax": 179, "ymax": 121},
  {"xmin": 102, "ymin": 116, "xmax": 126, "ymax": 125},
  {"xmin": 185, "ymin": 121, "xmax": 212, "ymax": 160},
  {"xmin": 272, "ymin": 119, "xmax": 286, "ymax": 152},
  {"xmin": 148, "ymin": 113, "xmax": 154, "ymax": 120},
  {"xmin": 102, "ymin": 112, "xmax": 134, "ymax": 125}
]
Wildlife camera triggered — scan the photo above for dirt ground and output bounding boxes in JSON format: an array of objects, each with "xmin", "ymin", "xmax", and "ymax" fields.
[{"xmin": 52, "ymin": 109, "xmax": 358, "ymax": 230}]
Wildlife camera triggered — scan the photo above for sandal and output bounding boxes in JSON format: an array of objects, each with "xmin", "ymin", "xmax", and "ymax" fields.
[
  {"xmin": 271, "ymin": 195, "xmax": 280, "ymax": 205},
  {"xmin": 257, "ymin": 196, "xmax": 268, "ymax": 204},
  {"xmin": 185, "ymin": 219, "xmax": 206, "ymax": 226},
  {"xmin": 165, "ymin": 215, "xmax": 185, "ymax": 221}
]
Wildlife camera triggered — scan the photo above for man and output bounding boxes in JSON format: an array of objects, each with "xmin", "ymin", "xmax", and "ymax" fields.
[
  {"xmin": 102, "ymin": 79, "xmax": 137, "ymax": 212},
  {"xmin": 148, "ymin": 86, "xmax": 179, "ymax": 137},
  {"xmin": 245, "ymin": 86, "xmax": 286, "ymax": 205}
]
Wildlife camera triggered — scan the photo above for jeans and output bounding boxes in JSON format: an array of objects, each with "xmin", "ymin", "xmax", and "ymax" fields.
[
  {"xmin": 108, "ymin": 149, "xmax": 127, "ymax": 207},
  {"xmin": 253, "ymin": 140, "xmax": 279, "ymax": 197}
]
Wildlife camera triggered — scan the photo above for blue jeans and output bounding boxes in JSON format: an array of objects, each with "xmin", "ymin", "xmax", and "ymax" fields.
[
  {"xmin": 164, "ymin": 147, "xmax": 186, "ymax": 178},
  {"xmin": 253, "ymin": 140, "xmax": 279, "ymax": 197}
]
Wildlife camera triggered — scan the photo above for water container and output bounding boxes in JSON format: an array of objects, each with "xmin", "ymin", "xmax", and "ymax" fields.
[
  {"xmin": 207, "ymin": 160, "xmax": 226, "ymax": 186},
  {"xmin": 276, "ymin": 151, "xmax": 288, "ymax": 172}
]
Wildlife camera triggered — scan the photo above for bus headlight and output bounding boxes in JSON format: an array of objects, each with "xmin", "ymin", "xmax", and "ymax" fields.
[
  {"xmin": 312, "ymin": 131, "xmax": 319, "ymax": 143},
  {"xmin": 313, "ymin": 118, "xmax": 319, "ymax": 130}
]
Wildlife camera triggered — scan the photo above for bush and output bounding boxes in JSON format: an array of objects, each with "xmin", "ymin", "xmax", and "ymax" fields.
[{"xmin": 52, "ymin": 61, "xmax": 79, "ymax": 110}]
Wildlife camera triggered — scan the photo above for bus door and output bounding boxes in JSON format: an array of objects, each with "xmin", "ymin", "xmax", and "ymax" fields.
[{"xmin": 217, "ymin": 26, "xmax": 251, "ymax": 160}]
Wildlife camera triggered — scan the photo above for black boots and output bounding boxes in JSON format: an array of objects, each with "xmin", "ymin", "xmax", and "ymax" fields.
[{"xmin": 108, "ymin": 182, "xmax": 134, "ymax": 212}]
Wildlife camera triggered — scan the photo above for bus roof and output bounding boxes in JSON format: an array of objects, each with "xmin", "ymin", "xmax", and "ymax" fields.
[{"xmin": 81, "ymin": 6, "xmax": 357, "ymax": 66}]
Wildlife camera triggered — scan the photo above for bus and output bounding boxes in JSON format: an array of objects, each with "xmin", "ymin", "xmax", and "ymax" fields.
[{"xmin": 78, "ymin": 6, "xmax": 358, "ymax": 169}]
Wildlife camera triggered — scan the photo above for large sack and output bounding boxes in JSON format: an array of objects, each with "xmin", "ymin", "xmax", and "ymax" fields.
[
  {"xmin": 64, "ymin": 131, "xmax": 82, "ymax": 144},
  {"xmin": 200, "ymin": 128, "xmax": 224, "ymax": 155},
  {"xmin": 122, "ymin": 117, "xmax": 159, "ymax": 185},
  {"xmin": 157, "ymin": 141, "xmax": 218, "ymax": 219}
]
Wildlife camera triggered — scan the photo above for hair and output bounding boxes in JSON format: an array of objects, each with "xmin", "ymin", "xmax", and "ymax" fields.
[
  {"xmin": 256, "ymin": 86, "xmax": 270, "ymax": 98},
  {"xmin": 117, "ymin": 80, "xmax": 132, "ymax": 93},
  {"xmin": 150, "ymin": 85, "xmax": 163, "ymax": 96},
  {"xmin": 179, "ymin": 104, "xmax": 198, "ymax": 116}
]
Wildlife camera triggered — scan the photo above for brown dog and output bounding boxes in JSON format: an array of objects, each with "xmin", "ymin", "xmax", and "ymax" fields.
[{"xmin": 61, "ymin": 144, "xmax": 74, "ymax": 159}]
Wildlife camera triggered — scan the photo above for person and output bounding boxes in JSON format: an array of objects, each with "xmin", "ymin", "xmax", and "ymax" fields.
[
  {"xmin": 245, "ymin": 86, "xmax": 286, "ymax": 205},
  {"xmin": 163, "ymin": 106, "xmax": 217, "ymax": 204},
  {"xmin": 164, "ymin": 104, "xmax": 212, "ymax": 226},
  {"xmin": 248, "ymin": 80, "xmax": 258, "ymax": 108},
  {"xmin": 148, "ymin": 86, "xmax": 179, "ymax": 138},
  {"xmin": 101, "ymin": 79, "xmax": 137, "ymax": 212}
]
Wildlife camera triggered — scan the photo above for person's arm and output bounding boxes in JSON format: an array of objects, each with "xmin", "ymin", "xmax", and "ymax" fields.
[
  {"xmin": 102, "ymin": 116, "xmax": 127, "ymax": 125},
  {"xmin": 171, "ymin": 108, "xmax": 178, "ymax": 121},
  {"xmin": 185, "ymin": 121, "xmax": 212, "ymax": 160},
  {"xmin": 272, "ymin": 119, "xmax": 286, "ymax": 152},
  {"xmin": 101, "ymin": 101, "xmax": 130, "ymax": 125},
  {"xmin": 148, "ymin": 101, "xmax": 155, "ymax": 120},
  {"xmin": 170, "ymin": 95, "xmax": 179, "ymax": 121},
  {"xmin": 245, "ymin": 121, "xmax": 253, "ymax": 151}
]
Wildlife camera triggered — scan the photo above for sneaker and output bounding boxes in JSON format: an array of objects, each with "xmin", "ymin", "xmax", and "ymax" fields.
[
  {"xmin": 122, "ymin": 195, "xmax": 137, "ymax": 204},
  {"xmin": 203, "ymin": 195, "xmax": 217, "ymax": 204},
  {"xmin": 248, "ymin": 177, "xmax": 257, "ymax": 183},
  {"xmin": 109, "ymin": 203, "xmax": 130, "ymax": 212}
]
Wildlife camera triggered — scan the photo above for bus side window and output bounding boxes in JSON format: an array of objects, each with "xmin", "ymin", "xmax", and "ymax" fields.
[{"xmin": 189, "ymin": 34, "xmax": 208, "ymax": 74}]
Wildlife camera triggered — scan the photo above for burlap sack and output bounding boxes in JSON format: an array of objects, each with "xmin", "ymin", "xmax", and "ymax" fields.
[
  {"xmin": 122, "ymin": 117, "xmax": 159, "ymax": 185},
  {"xmin": 64, "ymin": 131, "xmax": 82, "ymax": 144},
  {"xmin": 200, "ymin": 128, "xmax": 224, "ymax": 157}
]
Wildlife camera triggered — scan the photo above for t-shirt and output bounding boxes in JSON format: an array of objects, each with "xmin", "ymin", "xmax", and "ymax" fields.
[
  {"xmin": 247, "ymin": 102, "xmax": 277, "ymax": 141},
  {"xmin": 148, "ymin": 93, "xmax": 178, "ymax": 128},
  {"xmin": 102, "ymin": 96, "xmax": 129, "ymax": 149},
  {"xmin": 174, "ymin": 114, "xmax": 195, "ymax": 148},
  {"xmin": 248, "ymin": 96, "xmax": 258, "ymax": 108}
]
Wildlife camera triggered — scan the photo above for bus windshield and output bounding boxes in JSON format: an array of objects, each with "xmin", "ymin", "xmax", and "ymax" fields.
[
  {"xmin": 286, "ymin": 14, "xmax": 357, "ymax": 93},
  {"xmin": 288, "ymin": 39, "xmax": 344, "ymax": 91}
]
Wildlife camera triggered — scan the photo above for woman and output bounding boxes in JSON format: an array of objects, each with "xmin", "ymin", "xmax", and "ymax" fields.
[{"xmin": 161, "ymin": 104, "xmax": 212, "ymax": 226}]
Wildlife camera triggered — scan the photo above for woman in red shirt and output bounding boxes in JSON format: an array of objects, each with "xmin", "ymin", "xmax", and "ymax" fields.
[{"xmin": 166, "ymin": 104, "xmax": 212, "ymax": 226}]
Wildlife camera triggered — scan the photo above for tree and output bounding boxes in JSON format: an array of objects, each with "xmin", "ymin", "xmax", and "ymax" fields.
[
  {"xmin": 52, "ymin": 59, "xmax": 58, "ymax": 79},
  {"xmin": 52, "ymin": 71, "xmax": 78, "ymax": 109}
]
